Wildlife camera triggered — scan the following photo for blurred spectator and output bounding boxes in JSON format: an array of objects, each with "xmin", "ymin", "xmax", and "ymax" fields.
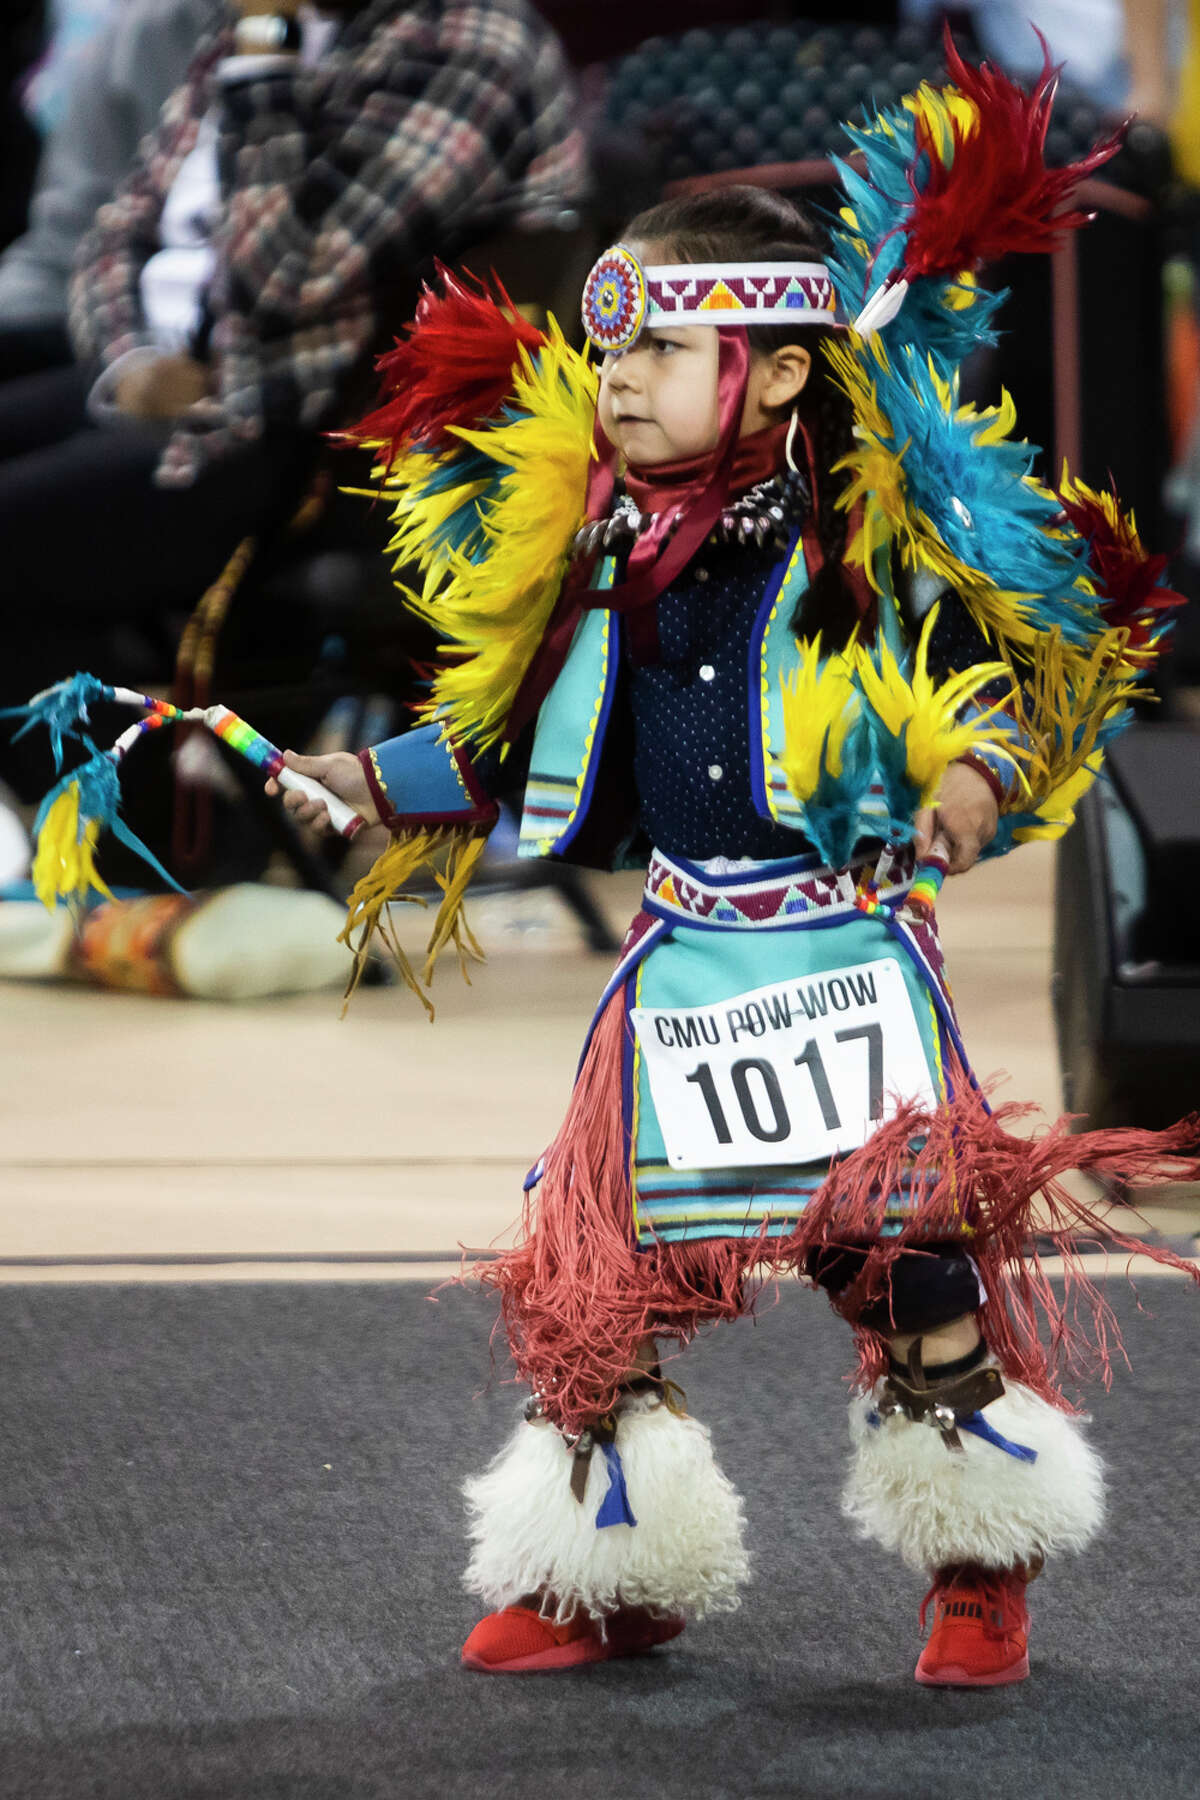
[
  {"xmin": 903, "ymin": 1, "xmax": 1129, "ymax": 109},
  {"xmin": 0, "ymin": 0, "xmax": 219, "ymax": 382},
  {"xmin": 0, "ymin": 2, "xmax": 47, "ymax": 255},
  {"xmin": 0, "ymin": 0, "xmax": 584, "ymax": 795},
  {"xmin": 22, "ymin": 0, "xmax": 121, "ymax": 137}
]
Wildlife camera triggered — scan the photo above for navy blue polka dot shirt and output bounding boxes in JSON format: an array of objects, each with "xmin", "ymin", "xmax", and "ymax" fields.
[
  {"xmin": 624, "ymin": 540, "xmax": 1004, "ymax": 863},
  {"xmin": 626, "ymin": 540, "xmax": 804, "ymax": 861}
]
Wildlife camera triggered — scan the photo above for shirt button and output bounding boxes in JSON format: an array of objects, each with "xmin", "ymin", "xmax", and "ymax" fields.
[
  {"xmin": 708, "ymin": 763, "xmax": 723, "ymax": 781},
  {"xmin": 699, "ymin": 664, "xmax": 716, "ymax": 682},
  {"xmin": 694, "ymin": 567, "xmax": 709, "ymax": 582}
]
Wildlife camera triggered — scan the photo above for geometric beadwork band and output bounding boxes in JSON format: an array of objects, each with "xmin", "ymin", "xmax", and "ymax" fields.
[{"xmin": 582, "ymin": 243, "xmax": 837, "ymax": 352}]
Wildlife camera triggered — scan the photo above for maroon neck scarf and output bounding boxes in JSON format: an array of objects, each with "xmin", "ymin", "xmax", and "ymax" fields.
[
  {"xmin": 580, "ymin": 326, "xmax": 749, "ymax": 663},
  {"xmin": 622, "ymin": 417, "xmax": 791, "ymax": 517}
]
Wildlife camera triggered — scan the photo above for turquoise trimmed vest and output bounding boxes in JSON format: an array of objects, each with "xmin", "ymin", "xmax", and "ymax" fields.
[{"xmin": 515, "ymin": 530, "xmax": 902, "ymax": 861}]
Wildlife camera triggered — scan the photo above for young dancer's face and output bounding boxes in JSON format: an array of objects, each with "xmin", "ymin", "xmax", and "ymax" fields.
[
  {"xmin": 595, "ymin": 243, "xmax": 813, "ymax": 466},
  {"xmin": 597, "ymin": 324, "xmax": 720, "ymax": 466}
]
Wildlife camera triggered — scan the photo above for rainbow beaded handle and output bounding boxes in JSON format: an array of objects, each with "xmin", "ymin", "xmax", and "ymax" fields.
[
  {"xmin": 108, "ymin": 690, "xmax": 364, "ymax": 841},
  {"xmin": 907, "ymin": 846, "xmax": 949, "ymax": 917}
]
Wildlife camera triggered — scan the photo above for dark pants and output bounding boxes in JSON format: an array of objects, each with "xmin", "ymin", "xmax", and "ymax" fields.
[
  {"xmin": 0, "ymin": 361, "xmax": 313, "ymax": 793},
  {"xmin": 0, "ymin": 320, "xmax": 72, "ymax": 382},
  {"xmin": 808, "ymin": 1243, "xmax": 982, "ymax": 1335}
]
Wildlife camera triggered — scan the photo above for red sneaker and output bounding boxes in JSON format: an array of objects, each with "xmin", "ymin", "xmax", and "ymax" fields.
[
  {"xmin": 915, "ymin": 1564, "xmax": 1031, "ymax": 1687},
  {"xmin": 461, "ymin": 1604, "xmax": 685, "ymax": 1674}
]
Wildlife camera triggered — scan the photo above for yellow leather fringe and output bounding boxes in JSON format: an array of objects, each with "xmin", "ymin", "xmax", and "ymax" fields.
[{"xmin": 339, "ymin": 828, "xmax": 487, "ymax": 1018}]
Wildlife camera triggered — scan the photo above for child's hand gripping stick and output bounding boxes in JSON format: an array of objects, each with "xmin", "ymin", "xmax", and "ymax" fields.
[
  {"xmin": 275, "ymin": 764, "xmax": 364, "ymax": 838},
  {"xmin": 206, "ymin": 706, "xmax": 366, "ymax": 841}
]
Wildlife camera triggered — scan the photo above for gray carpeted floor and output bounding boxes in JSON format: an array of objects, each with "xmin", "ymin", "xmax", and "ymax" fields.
[{"xmin": 0, "ymin": 1277, "xmax": 1195, "ymax": 1800}]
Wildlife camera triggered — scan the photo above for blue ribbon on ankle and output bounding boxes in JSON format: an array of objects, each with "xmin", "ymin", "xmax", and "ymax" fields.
[
  {"xmin": 594, "ymin": 1441, "xmax": 637, "ymax": 1529},
  {"xmin": 958, "ymin": 1412, "xmax": 1038, "ymax": 1463},
  {"xmin": 865, "ymin": 1408, "xmax": 1037, "ymax": 1464}
]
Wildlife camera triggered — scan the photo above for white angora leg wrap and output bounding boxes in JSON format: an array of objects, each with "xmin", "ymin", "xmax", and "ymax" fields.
[
  {"xmin": 843, "ymin": 1380, "xmax": 1106, "ymax": 1573},
  {"xmin": 463, "ymin": 1395, "xmax": 750, "ymax": 1622}
]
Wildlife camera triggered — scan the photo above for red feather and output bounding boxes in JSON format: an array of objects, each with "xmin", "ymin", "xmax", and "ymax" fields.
[
  {"xmin": 1057, "ymin": 479, "xmax": 1186, "ymax": 655},
  {"xmin": 898, "ymin": 26, "xmax": 1125, "ymax": 283},
  {"xmin": 338, "ymin": 264, "xmax": 546, "ymax": 462}
]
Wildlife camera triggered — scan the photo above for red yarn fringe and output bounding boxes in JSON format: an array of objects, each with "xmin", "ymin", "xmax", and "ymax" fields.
[
  {"xmin": 899, "ymin": 27, "xmax": 1124, "ymax": 284},
  {"xmin": 338, "ymin": 265, "xmax": 546, "ymax": 463},
  {"xmin": 478, "ymin": 992, "xmax": 1200, "ymax": 1436}
]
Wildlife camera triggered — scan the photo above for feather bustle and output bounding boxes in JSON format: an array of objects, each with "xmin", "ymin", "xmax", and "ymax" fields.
[{"xmin": 367, "ymin": 325, "xmax": 597, "ymax": 753}]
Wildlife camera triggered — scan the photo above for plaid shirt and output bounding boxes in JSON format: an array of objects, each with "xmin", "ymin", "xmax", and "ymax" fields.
[{"xmin": 68, "ymin": 0, "xmax": 586, "ymax": 486}]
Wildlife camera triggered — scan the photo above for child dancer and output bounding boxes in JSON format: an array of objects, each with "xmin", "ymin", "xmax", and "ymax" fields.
[{"xmin": 268, "ymin": 50, "xmax": 1198, "ymax": 1686}]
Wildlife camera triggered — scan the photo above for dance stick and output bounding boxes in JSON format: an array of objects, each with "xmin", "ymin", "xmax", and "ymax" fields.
[{"xmin": 106, "ymin": 688, "xmax": 365, "ymax": 840}]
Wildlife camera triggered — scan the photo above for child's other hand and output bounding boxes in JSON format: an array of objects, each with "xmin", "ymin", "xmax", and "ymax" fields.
[
  {"xmin": 264, "ymin": 750, "xmax": 380, "ymax": 834},
  {"xmin": 913, "ymin": 761, "xmax": 999, "ymax": 876}
]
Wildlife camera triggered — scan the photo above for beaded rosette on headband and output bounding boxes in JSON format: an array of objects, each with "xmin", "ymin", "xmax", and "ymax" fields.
[{"xmin": 580, "ymin": 243, "xmax": 837, "ymax": 352}]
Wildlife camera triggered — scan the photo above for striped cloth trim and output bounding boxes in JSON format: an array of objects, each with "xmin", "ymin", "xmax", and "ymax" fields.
[
  {"xmin": 518, "ymin": 608, "xmax": 614, "ymax": 858},
  {"xmin": 631, "ymin": 1159, "xmax": 933, "ymax": 1242}
]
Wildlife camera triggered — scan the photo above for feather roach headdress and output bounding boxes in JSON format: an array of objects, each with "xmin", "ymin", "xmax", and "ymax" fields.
[{"xmin": 846, "ymin": 28, "xmax": 1124, "ymax": 337}]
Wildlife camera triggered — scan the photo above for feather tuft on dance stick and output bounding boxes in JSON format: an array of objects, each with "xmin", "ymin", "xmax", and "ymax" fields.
[
  {"xmin": 31, "ymin": 746, "xmax": 181, "ymax": 909},
  {"xmin": 0, "ymin": 671, "xmax": 112, "ymax": 769}
]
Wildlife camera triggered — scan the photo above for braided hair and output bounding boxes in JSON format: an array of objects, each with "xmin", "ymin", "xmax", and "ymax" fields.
[{"xmin": 621, "ymin": 188, "xmax": 861, "ymax": 646}]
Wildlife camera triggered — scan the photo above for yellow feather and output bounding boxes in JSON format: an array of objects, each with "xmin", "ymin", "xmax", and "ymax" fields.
[
  {"xmin": 32, "ymin": 786, "xmax": 113, "ymax": 911},
  {"xmin": 1003, "ymin": 627, "xmax": 1141, "ymax": 836},
  {"xmin": 944, "ymin": 270, "xmax": 978, "ymax": 312},
  {"xmin": 853, "ymin": 607, "xmax": 1023, "ymax": 808},
  {"xmin": 778, "ymin": 637, "xmax": 860, "ymax": 801},
  {"xmin": 902, "ymin": 85, "xmax": 980, "ymax": 160},
  {"xmin": 358, "ymin": 320, "xmax": 597, "ymax": 753},
  {"xmin": 339, "ymin": 826, "xmax": 487, "ymax": 1017}
]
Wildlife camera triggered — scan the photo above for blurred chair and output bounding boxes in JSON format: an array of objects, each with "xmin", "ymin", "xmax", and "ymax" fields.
[{"xmin": 1054, "ymin": 725, "xmax": 1200, "ymax": 1136}]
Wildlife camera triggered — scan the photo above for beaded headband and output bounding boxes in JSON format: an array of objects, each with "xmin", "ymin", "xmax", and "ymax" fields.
[{"xmin": 581, "ymin": 243, "xmax": 837, "ymax": 353}]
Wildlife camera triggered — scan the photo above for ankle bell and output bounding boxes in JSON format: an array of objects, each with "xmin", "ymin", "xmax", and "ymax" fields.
[{"xmin": 878, "ymin": 1336, "xmax": 1005, "ymax": 1452}]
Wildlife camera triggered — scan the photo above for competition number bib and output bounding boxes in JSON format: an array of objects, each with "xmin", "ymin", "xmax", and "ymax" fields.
[{"xmin": 631, "ymin": 957, "xmax": 937, "ymax": 1171}]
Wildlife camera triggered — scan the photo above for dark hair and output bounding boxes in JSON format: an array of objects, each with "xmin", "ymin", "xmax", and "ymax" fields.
[{"xmin": 622, "ymin": 187, "xmax": 859, "ymax": 644}]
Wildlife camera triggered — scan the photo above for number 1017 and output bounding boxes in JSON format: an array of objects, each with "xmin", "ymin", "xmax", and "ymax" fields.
[{"xmin": 683, "ymin": 1024, "xmax": 884, "ymax": 1145}]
